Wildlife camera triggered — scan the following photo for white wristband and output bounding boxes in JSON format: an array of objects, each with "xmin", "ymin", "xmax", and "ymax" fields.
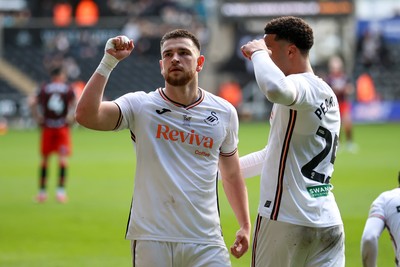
[{"xmin": 95, "ymin": 53, "xmax": 119, "ymax": 78}]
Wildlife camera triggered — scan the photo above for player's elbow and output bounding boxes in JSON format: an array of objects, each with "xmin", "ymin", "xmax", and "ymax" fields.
[
  {"xmin": 361, "ymin": 233, "xmax": 379, "ymax": 261},
  {"xmin": 74, "ymin": 106, "xmax": 90, "ymax": 127},
  {"xmin": 265, "ymin": 88, "xmax": 283, "ymax": 102},
  {"xmin": 265, "ymin": 87, "xmax": 295, "ymax": 105},
  {"xmin": 361, "ymin": 232, "xmax": 379, "ymax": 246}
]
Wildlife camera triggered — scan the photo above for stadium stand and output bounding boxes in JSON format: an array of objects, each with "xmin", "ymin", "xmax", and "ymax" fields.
[
  {"xmin": 0, "ymin": 79, "xmax": 23, "ymax": 98},
  {"xmin": 354, "ymin": 42, "xmax": 400, "ymax": 101},
  {"xmin": 2, "ymin": 41, "xmax": 164, "ymax": 99},
  {"xmin": 2, "ymin": 47, "xmax": 44, "ymax": 90},
  {"xmin": 0, "ymin": 0, "xmax": 207, "ymax": 127}
]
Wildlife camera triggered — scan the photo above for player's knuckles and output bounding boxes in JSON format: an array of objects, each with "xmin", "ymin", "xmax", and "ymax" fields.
[
  {"xmin": 105, "ymin": 38, "xmax": 116, "ymax": 51},
  {"xmin": 119, "ymin": 35, "xmax": 130, "ymax": 44}
]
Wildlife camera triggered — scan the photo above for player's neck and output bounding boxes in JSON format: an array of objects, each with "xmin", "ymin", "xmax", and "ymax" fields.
[
  {"xmin": 286, "ymin": 58, "xmax": 313, "ymax": 75},
  {"xmin": 164, "ymin": 84, "xmax": 200, "ymax": 106}
]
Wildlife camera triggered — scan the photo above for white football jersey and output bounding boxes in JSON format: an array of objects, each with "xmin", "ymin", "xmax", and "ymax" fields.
[
  {"xmin": 259, "ymin": 73, "xmax": 343, "ymax": 227},
  {"xmin": 114, "ymin": 88, "xmax": 239, "ymax": 246},
  {"xmin": 368, "ymin": 187, "xmax": 400, "ymax": 261}
]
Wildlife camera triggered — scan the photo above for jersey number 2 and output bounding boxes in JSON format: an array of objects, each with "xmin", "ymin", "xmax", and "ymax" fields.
[{"xmin": 301, "ymin": 126, "xmax": 338, "ymax": 184}]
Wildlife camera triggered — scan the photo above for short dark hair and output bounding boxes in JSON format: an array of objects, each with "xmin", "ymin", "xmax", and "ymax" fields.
[
  {"xmin": 160, "ymin": 29, "xmax": 201, "ymax": 52},
  {"xmin": 50, "ymin": 66, "xmax": 63, "ymax": 77},
  {"xmin": 264, "ymin": 16, "xmax": 314, "ymax": 54}
]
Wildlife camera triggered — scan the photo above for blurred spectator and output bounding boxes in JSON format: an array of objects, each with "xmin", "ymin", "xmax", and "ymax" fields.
[
  {"xmin": 0, "ymin": 117, "xmax": 8, "ymax": 135},
  {"xmin": 122, "ymin": 17, "xmax": 142, "ymax": 42},
  {"xmin": 218, "ymin": 78, "xmax": 243, "ymax": 111},
  {"xmin": 107, "ymin": 0, "xmax": 210, "ymax": 56},
  {"xmin": 63, "ymin": 56, "xmax": 81, "ymax": 81},
  {"xmin": 42, "ymin": 32, "xmax": 71, "ymax": 74},
  {"xmin": 43, "ymin": 52, "xmax": 64, "ymax": 75},
  {"xmin": 71, "ymin": 80, "xmax": 86, "ymax": 101},
  {"xmin": 193, "ymin": 0, "xmax": 208, "ymax": 22},
  {"xmin": 193, "ymin": 21, "xmax": 210, "ymax": 51},
  {"xmin": 77, "ymin": 30, "xmax": 99, "ymax": 58},
  {"xmin": 54, "ymin": 32, "xmax": 70, "ymax": 54},
  {"xmin": 357, "ymin": 26, "xmax": 390, "ymax": 69},
  {"xmin": 326, "ymin": 55, "xmax": 357, "ymax": 152},
  {"xmin": 75, "ymin": 0, "xmax": 99, "ymax": 26},
  {"xmin": 53, "ymin": 0, "xmax": 72, "ymax": 27},
  {"xmin": 356, "ymin": 72, "xmax": 379, "ymax": 103}
]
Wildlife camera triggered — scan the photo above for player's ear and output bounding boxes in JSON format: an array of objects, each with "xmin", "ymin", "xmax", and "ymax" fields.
[
  {"xmin": 196, "ymin": 55, "xmax": 205, "ymax": 72},
  {"xmin": 159, "ymin": 59, "xmax": 165, "ymax": 75},
  {"xmin": 287, "ymin": 44, "xmax": 297, "ymax": 57}
]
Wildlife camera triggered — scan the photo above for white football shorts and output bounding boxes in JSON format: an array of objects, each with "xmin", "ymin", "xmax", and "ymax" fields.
[
  {"xmin": 131, "ymin": 240, "xmax": 231, "ymax": 267},
  {"xmin": 251, "ymin": 215, "xmax": 345, "ymax": 267}
]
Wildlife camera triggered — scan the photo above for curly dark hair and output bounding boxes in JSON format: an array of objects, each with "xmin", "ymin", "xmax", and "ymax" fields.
[
  {"xmin": 160, "ymin": 29, "xmax": 201, "ymax": 52},
  {"xmin": 264, "ymin": 16, "xmax": 314, "ymax": 54}
]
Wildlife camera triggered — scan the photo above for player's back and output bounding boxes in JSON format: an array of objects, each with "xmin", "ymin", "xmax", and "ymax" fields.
[
  {"xmin": 259, "ymin": 72, "xmax": 342, "ymax": 227},
  {"xmin": 38, "ymin": 81, "xmax": 74, "ymax": 128}
]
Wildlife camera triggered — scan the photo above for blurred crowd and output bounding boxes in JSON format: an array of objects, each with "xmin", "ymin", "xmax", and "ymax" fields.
[{"xmin": 1, "ymin": 0, "xmax": 212, "ymax": 90}]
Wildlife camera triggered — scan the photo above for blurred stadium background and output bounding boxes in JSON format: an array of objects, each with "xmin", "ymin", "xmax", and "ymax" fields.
[
  {"xmin": 1, "ymin": 1, "xmax": 400, "ymax": 267},
  {"xmin": 0, "ymin": 0, "xmax": 399, "ymax": 127}
]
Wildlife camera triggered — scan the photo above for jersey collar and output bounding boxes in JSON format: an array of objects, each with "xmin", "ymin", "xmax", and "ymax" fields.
[{"xmin": 158, "ymin": 87, "xmax": 204, "ymax": 109}]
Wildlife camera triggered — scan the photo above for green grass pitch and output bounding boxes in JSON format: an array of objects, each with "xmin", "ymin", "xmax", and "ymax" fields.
[{"xmin": 0, "ymin": 122, "xmax": 399, "ymax": 267}]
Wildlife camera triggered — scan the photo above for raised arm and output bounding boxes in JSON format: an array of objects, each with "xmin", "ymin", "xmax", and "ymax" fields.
[
  {"xmin": 75, "ymin": 36, "xmax": 134, "ymax": 131},
  {"xmin": 241, "ymin": 39, "xmax": 297, "ymax": 105},
  {"xmin": 219, "ymin": 151, "xmax": 251, "ymax": 259}
]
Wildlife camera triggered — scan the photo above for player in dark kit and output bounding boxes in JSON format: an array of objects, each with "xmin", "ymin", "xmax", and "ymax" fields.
[
  {"xmin": 326, "ymin": 56, "xmax": 357, "ymax": 152},
  {"xmin": 30, "ymin": 67, "xmax": 76, "ymax": 203}
]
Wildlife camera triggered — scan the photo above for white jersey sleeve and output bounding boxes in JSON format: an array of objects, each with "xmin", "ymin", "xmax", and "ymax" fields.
[
  {"xmin": 239, "ymin": 146, "xmax": 267, "ymax": 179},
  {"xmin": 220, "ymin": 101, "xmax": 239, "ymax": 156},
  {"xmin": 113, "ymin": 91, "xmax": 145, "ymax": 131},
  {"xmin": 252, "ymin": 51, "xmax": 297, "ymax": 105}
]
